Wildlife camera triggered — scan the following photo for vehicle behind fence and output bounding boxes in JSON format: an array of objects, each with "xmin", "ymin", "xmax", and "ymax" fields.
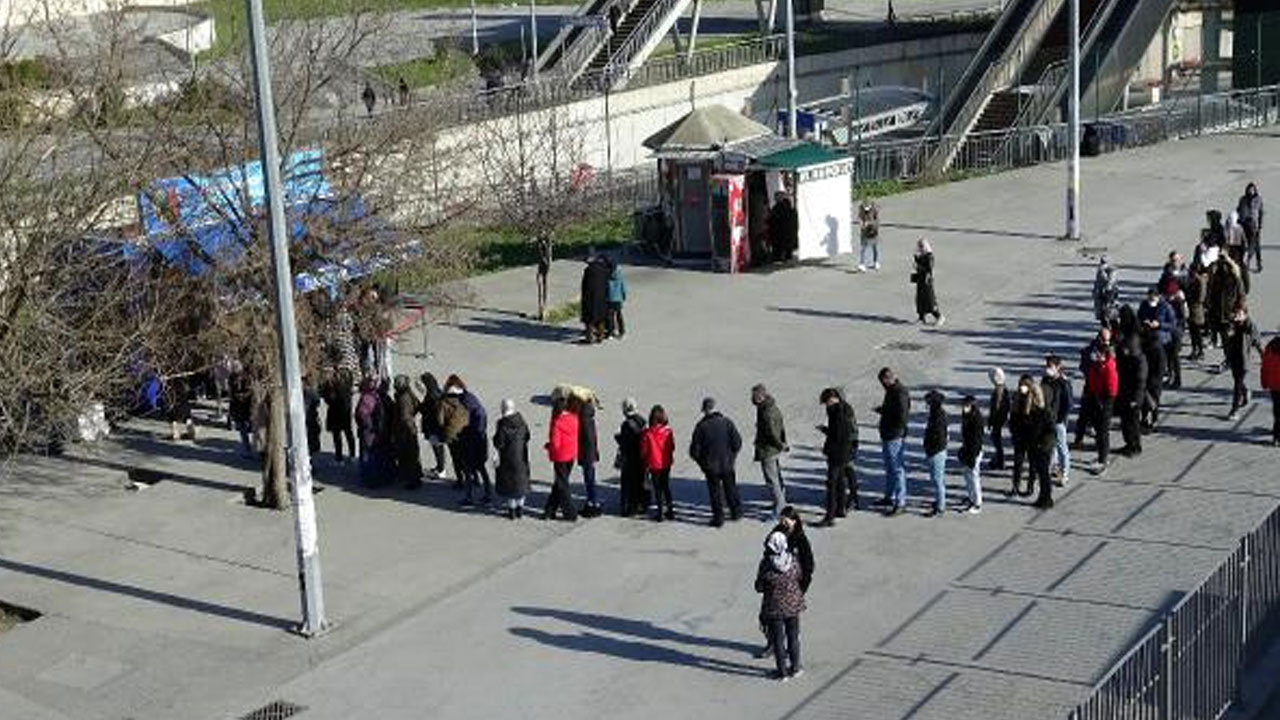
[{"xmin": 1070, "ymin": 502, "xmax": 1280, "ymax": 720}]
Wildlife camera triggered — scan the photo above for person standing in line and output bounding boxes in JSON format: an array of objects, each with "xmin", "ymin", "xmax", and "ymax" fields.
[
  {"xmin": 1159, "ymin": 250, "xmax": 1188, "ymax": 295},
  {"xmin": 354, "ymin": 376, "xmax": 387, "ymax": 486},
  {"xmin": 1116, "ymin": 309, "xmax": 1149, "ymax": 458},
  {"xmin": 1261, "ymin": 337, "xmax": 1280, "ymax": 446},
  {"xmin": 1007, "ymin": 375, "xmax": 1035, "ymax": 498},
  {"xmin": 543, "ymin": 397, "xmax": 580, "ymax": 521},
  {"xmin": 873, "ymin": 367, "xmax": 911, "ymax": 516},
  {"xmin": 912, "ymin": 239, "xmax": 945, "ymax": 326},
  {"xmin": 1208, "ymin": 255, "xmax": 1245, "ymax": 360},
  {"xmin": 922, "ymin": 390, "xmax": 948, "ymax": 518},
  {"xmin": 580, "ymin": 251, "xmax": 611, "ymax": 344},
  {"xmin": 606, "ymin": 259, "xmax": 627, "ymax": 339},
  {"xmin": 690, "ymin": 397, "xmax": 743, "ymax": 527},
  {"xmin": 641, "ymin": 405, "xmax": 676, "ymax": 521},
  {"xmin": 458, "ymin": 379, "xmax": 493, "ymax": 507},
  {"xmin": 1186, "ymin": 256, "xmax": 1210, "ymax": 361},
  {"xmin": 752, "ymin": 384, "xmax": 789, "ymax": 520},
  {"xmin": 1084, "ymin": 327, "xmax": 1119, "ymax": 475},
  {"xmin": 856, "ymin": 197, "xmax": 880, "ymax": 272},
  {"xmin": 321, "ymin": 368, "xmax": 355, "ymax": 464},
  {"xmin": 1237, "ymin": 182, "xmax": 1264, "ymax": 272},
  {"xmin": 987, "ymin": 367, "xmax": 1010, "ymax": 471},
  {"xmin": 302, "ymin": 374, "xmax": 322, "ymax": 457},
  {"xmin": 391, "ymin": 375, "xmax": 423, "ymax": 489},
  {"xmin": 1026, "ymin": 381, "xmax": 1057, "ymax": 510},
  {"xmin": 1041, "ymin": 355, "xmax": 1073, "ymax": 488},
  {"xmin": 956, "ymin": 395, "xmax": 984, "ymax": 514},
  {"xmin": 755, "ymin": 530, "xmax": 806, "ymax": 681},
  {"xmin": 616, "ymin": 398, "xmax": 649, "ymax": 516},
  {"xmin": 817, "ymin": 388, "xmax": 855, "ymax": 526},
  {"xmin": 1165, "ymin": 285, "xmax": 1187, "ymax": 389},
  {"xmin": 418, "ymin": 372, "xmax": 448, "ymax": 478},
  {"xmin": 1224, "ymin": 302, "xmax": 1264, "ymax": 421},
  {"xmin": 574, "ymin": 396, "xmax": 603, "ymax": 517},
  {"xmin": 438, "ymin": 380, "xmax": 470, "ymax": 490},
  {"xmin": 494, "ymin": 399, "xmax": 531, "ymax": 520},
  {"xmin": 755, "ymin": 506, "xmax": 814, "ymax": 660},
  {"xmin": 1093, "ymin": 256, "xmax": 1120, "ymax": 328}
]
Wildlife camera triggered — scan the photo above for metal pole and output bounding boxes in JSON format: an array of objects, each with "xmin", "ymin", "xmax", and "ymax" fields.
[
  {"xmin": 530, "ymin": 0, "xmax": 539, "ymax": 80},
  {"xmin": 243, "ymin": 0, "xmax": 327, "ymax": 637},
  {"xmin": 470, "ymin": 0, "xmax": 479, "ymax": 55},
  {"xmin": 1066, "ymin": 0, "xmax": 1080, "ymax": 241},
  {"xmin": 785, "ymin": 0, "xmax": 797, "ymax": 137}
]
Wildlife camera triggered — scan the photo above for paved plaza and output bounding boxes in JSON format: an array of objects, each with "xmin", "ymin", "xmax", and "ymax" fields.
[{"xmin": 0, "ymin": 127, "xmax": 1278, "ymax": 720}]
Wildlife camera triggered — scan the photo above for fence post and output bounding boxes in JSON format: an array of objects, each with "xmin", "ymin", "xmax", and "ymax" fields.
[
  {"xmin": 1196, "ymin": 92, "xmax": 1203, "ymax": 135},
  {"xmin": 1241, "ymin": 535, "xmax": 1251, "ymax": 671},
  {"xmin": 1161, "ymin": 620, "xmax": 1174, "ymax": 720}
]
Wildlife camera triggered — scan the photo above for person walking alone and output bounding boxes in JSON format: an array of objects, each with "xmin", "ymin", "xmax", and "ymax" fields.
[
  {"xmin": 912, "ymin": 239, "xmax": 944, "ymax": 326},
  {"xmin": 1041, "ymin": 355, "xmax": 1073, "ymax": 487},
  {"xmin": 922, "ymin": 390, "xmax": 949, "ymax": 517},
  {"xmin": 1237, "ymin": 183, "xmax": 1264, "ymax": 273},
  {"xmin": 957, "ymin": 395, "xmax": 984, "ymax": 514},
  {"xmin": 494, "ymin": 399, "xmax": 531, "ymax": 520},
  {"xmin": 987, "ymin": 367, "xmax": 1010, "ymax": 471},
  {"xmin": 752, "ymin": 384, "xmax": 789, "ymax": 520},
  {"xmin": 690, "ymin": 398, "xmax": 743, "ymax": 527},
  {"xmin": 856, "ymin": 197, "xmax": 880, "ymax": 272},
  {"xmin": 817, "ymin": 388, "xmax": 855, "ymax": 526},
  {"xmin": 641, "ymin": 405, "xmax": 676, "ymax": 521},
  {"xmin": 873, "ymin": 367, "xmax": 911, "ymax": 516},
  {"xmin": 616, "ymin": 398, "xmax": 648, "ymax": 516},
  {"xmin": 755, "ymin": 530, "xmax": 806, "ymax": 681},
  {"xmin": 543, "ymin": 397, "xmax": 580, "ymax": 521}
]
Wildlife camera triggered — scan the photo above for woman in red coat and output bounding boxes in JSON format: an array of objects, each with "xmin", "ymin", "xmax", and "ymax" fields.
[
  {"xmin": 1262, "ymin": 337, "xmax": 1280, "ymax": 446},
  {"xmin": 544, "ymin": 398, "xmax": 579, "ymax": 521},
  {"xmin": 640, "ymin": 405, "xmax": 675, "ymax": 521}
]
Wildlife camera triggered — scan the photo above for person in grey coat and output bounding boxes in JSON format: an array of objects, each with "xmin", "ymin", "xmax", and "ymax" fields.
[
  {"xmin": 752, "ymin": 384, "xmax": 789, "ymax": 520},
  {"xmin": 690, "ymin": 397, "xmax": 743, "ymax": 527},
  {"xmin": 493, "ymin": 399, "xmax": 531, "ymax": 520},
  {"xmin": 1237, "ymin": 182, "xmax": 1264, "ymax": 272}
]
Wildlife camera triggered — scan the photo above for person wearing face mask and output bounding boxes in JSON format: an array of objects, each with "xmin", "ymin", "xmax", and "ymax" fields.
[
  {"xmin": 1224, "ymin": 302, "xmax": 1263, "ymax": 421},
  {"xmin": 956, "ymin": 395, "xmax": 985, "ymax": 514},
  {"xmin": 1136, "ymin": 287, "xmax": 1174, "ymax": 430},
  {"xmin": 1007, "ymin": 375, "xmax": 1036, "ymax": 498},
  {"xmin": 1116, "ymin": 306, "xmax": 1148, "ymax": 458},
  {"xmin": 1040, "ymin": 355, "xmax": 1073, "ymax": 488},
  {"xmin": 1083, "ymin": 327, "xmax": 1119, "ymax": 474}
]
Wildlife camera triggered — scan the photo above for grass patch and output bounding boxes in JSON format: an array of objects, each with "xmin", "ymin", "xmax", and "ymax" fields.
[
  {"xmin": 650, "ymin": 33, "xmax": 751, "ymax": 60},
  {"xmin": 853, "ymin": 168, "xmax": 991, "ymax": 199},
  {"xmin": 542, "ymin": 300, "xmax": 580, "ymax": 325},
  {"xmin": 467, "ymin": 211, "xmax": 631, "ymax": 274},
  {"xmin": 373, "ymin": 48, "xmax": 476, "ymax": 89}
]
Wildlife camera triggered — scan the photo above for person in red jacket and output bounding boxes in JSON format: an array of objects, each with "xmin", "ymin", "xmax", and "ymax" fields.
[
  {"xmin": 1262, "ymin": 336, "xmax": 1280, "ymax": 446},
  {"xmin": 640, "ymin": 405, "xmax": 676, "ymax": 521},
  {"xmin": 1083, "ymin": 327, "xmax": 1119, "ymax": 475},
  {"xmin": 543, "ymin": 398, "xmax": 579, "ymax": 521}
]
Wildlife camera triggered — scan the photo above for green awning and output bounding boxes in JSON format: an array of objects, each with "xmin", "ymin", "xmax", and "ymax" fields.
[{"xmin": 753, "ymin": 143, "xmax": 847, "ymax": 170}]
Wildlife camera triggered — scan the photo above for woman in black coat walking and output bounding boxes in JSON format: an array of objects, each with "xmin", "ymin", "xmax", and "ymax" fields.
[
  {"xmin": 494, "ymin": 399, "xmax": 531, "ymax": 520},
  {"xmin": 912, "ymin": 238, "xmax": 945, "ymax": 326}
]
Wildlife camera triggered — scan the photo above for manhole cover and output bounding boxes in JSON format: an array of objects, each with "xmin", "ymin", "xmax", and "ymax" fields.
[
  {"xmin": 879, "ymin": 341, "xmax": 928, "ymax": 352},
  {"xmin": 240, "ymin": 700, "xmax": 306, "ymax": 720}
]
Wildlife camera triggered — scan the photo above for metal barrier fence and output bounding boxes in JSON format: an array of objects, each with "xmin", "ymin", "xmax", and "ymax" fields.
[
  {"xmin": 848, "ymin": 84, "xmax": 1280, "ymax": 187},
  {"xmin": 1070, "ymin": 502, "xmax": 1280, "ymax": 720}
]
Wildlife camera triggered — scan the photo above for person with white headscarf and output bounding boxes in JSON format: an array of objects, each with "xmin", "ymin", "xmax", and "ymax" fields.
[
  {"xmin": 912, "ymin": 238, "xmax": 944, "ymax": 326},
  {"xmin": 493, "ymin": 399, "xmax": 531, "ymax": 520},
  {"xmin": 754, "ymin": 530, "xmax": 806, "ymax": 681}
]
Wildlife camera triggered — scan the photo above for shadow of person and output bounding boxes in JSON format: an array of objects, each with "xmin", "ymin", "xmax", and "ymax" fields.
[
  {"xmin": 512, "ymin": 606, "xmax": 759, "ymax": 655},
  {"xmin": 509, "ymin": 627, "xmax": 764, "ymax": 677}
]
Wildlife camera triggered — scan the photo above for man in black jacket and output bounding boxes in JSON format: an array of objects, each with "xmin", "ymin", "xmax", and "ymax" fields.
[
  {"xmin": 690, "ymin": 397, "xmax": 743, "ymax": 527},
  {"xmin": 615, "ymin": 397, "xmax": 648, "ymax": 517},
  {"xmin": 818, "ymin": 388, "xmax": 855, "ymax": 526},
  {"xmin": 752, "ymin": 384, "xmax": 789, "ymax": 520},
  {"xmin": 1041, "ymin": 355, "xmax": 1073, "ymax": 487},
  {"xmin": 873, "ymin": 367, "xmax": 911, "ymax": 516},
  {"xmin": 1117, "ymin": 327, "xmax": 1148, "ymax": 457}
]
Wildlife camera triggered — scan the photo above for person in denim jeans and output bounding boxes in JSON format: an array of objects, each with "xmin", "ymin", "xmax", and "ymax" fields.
[
  {"xmin": 856, "ymin": 198, "xmax": 880, "ymax": 272},
  {"xmin": 873, "ymin": 367, "xmax": 911, "ymax": 516},
  {"xmin": 922, "ymin": 390, "xmax": 948, "ymax": 517},
  {"xmin": 1041, "ymin": 355, "xmax": 1074, "ymax": 488},
  {"xmin": 957, "ymin": 395, "xmax": 985, "ymax": 514}
]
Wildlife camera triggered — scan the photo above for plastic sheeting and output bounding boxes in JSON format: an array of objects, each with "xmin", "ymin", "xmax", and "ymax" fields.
[{"xmin": 795, "ymin": 172, "xmax": 852, "ymax": 260}]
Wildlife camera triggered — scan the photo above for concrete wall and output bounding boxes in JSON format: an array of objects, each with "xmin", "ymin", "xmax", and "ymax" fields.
[{"xmin": 1, "ymin": 0, "xmax": 193, "ymax": 24}]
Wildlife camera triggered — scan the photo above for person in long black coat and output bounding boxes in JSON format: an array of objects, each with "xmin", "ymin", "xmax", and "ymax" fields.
[
  {"xmin": 580, "ymin": 254, "xmax": 611, "ymax": 344},
  {"xmin": 755, "ymin": 505, "xmax": 815, "ymax": 659},
  {"xmin": 494, "ymin": 399, "xmax": 531, "ymax": 520},
  {"xmin": 418, "ymin": 372, "xmax": 448, "ymax": 478},
  {"xmin": 689, "ymin": 397, "xmax": 743, "ymax": 527},
  {"xmin": 818, "ymin": 387, "xmax": 855, "ymax": 526},
  {"xmin": 321, "ymin": 368, "xmax": 355, "ymax": 464},
  {"xmin": 615, "ymin": 397, "xmax": 648, "ymax": 517},
  {"xmin": 576, "ymin": 397, "xmax": 602, "ymax": 517},
  {"xmin": 1117, "ymin": 311, "xmax": 1149, "ymax": 458},
  {"xmin": 912, "ymin": 239, "xmax": 944, "ymax": 325},
  {"xmin": 768, "ymin": 194, "xmax": 799, "ymax": 263},
  {"xmin": 987, "ymin": 368, "xmax": 1010, "ymax": 470},
  {"xmin": 392, "ymin": 375, "xmax": 422, "ymax": 488}
]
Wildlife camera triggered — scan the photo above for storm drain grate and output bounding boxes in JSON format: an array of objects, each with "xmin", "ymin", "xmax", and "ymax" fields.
[
  {"xmin": 239, "ymin": 700, "xmax": 306, "ymax": 720},
  {"xmin": 879, "ymin": 341, "xmax": 928, "ymax": 352}
]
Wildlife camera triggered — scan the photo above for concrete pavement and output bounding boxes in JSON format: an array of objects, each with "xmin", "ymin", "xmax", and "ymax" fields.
[{"xmin": 0, "ymin": 127, "xmax": 1278, "ymax": 720}]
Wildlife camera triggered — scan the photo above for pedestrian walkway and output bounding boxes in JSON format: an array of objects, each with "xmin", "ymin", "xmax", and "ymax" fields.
[{"xmin": 0, "ymin": 127, "xmax": 1276, "ymax": 720}]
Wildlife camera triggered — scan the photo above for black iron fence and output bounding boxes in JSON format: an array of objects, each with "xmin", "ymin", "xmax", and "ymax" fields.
[{"xmin": 1070, "ymin": 502, "xmax": 1280, "ymax": 719}]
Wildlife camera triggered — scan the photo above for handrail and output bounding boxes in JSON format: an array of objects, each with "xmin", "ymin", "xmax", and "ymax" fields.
[
  {"xmin": 931, "ymin": 0, "xmax": 1066, "ymax": 171},
  {"xmin": 1022, "ymin": 0, "xmax": 1131, "ymax": 127},
  {"xmin": 601, "ymin": 0, "xmax": 689, "ymax": 87},
  {"xmin": 557, "ymin": 21, "xmax": 613, "ymax": 84},
  {"xmin": 536, "ymin": 0, "xmax": 610, "ymax": 72},
  {"xmin": 930, "ymin": 0, "xmax": 1030, "ymax": 136}
]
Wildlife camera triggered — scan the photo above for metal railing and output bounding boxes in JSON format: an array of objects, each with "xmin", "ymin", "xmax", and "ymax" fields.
[
  {"xmin": 1070, "ymin": 501, "xmax": 1280, "ymax": 720},
  {"xmin": 593, "ymin": 34, "xmax": 786, "ymax": 90},
  {"xmin": 851, "ymin": 84, "xmax": 1280, "ymax": 188},
  {"xmin": 599, "ymin": 0, "xmax": 692, "ymax": 88}
]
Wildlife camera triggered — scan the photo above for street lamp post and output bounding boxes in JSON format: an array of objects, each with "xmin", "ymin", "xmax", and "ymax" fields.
[
  {"xmin": 243, "ymin": 0, "xmax": 328, "ymax": 637},
  {"xmin": 1066, "ymin": 0, "xmax": 1080, "ymax": 241},
  {"xmin": 785, "ymin": 0, "xmax": 797, "ymax": 137}
]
